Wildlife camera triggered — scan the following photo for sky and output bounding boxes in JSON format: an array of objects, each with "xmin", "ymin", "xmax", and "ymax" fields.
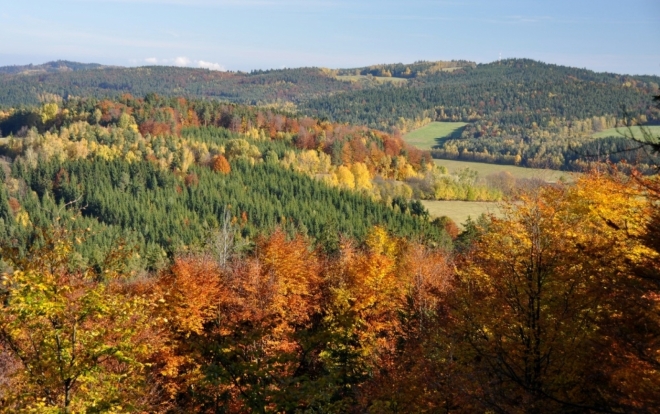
[{"xmin": 1, "ymin": 0, "xmax": 659, "ymax": 75}]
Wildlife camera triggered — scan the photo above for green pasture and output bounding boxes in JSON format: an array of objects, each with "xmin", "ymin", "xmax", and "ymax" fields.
[
  {"xmin": 592, "ymin": 125, "xmax": 660, "ymax": 140},
  {"xmin": 440, "ymin": 67, "xmax": 464, "ymax": 72},
  {"xmin": 433, "ymin": 159, "xmax": 572, "ymax": 182},
  {"xmin": 403, "ymin": 122, "xmax": 468, "ymax": 150},
  {"xmin": 422, "ymin": 200, "xmax": 501, "ymax": 228},
  {"xmin": 336, "ymin": 75, "xmax": 408, "ymax": 84}
]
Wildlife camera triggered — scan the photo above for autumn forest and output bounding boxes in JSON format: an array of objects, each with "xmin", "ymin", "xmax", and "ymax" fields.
[{"xmin": 0, "ymin": 60, "xmax": 658, "ymax": 413}]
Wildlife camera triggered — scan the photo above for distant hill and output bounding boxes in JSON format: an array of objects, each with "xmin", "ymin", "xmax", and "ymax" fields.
[
  {"xmin": 0, "ymin": 60, "xmax": 107, "ymax": 75},
  {"xmin": 1, "ymin": 58, "xmax": 658, "ymax": 170},
  {"xmin": 0, "ymin": 64, "xmax": 363, "ymax": 107},
  {"xmin": 303, "ymin": 59, "xmax": 660, "ymax": 170},
  {"xmin": 0, "ymin": 59, "xmax": 481, "ymax": 108}
]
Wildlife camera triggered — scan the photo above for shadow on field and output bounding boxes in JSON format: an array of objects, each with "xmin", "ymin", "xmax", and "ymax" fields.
[{"xmin": 432, "ymin": 125, "xmax": 467, "ymax": 148}]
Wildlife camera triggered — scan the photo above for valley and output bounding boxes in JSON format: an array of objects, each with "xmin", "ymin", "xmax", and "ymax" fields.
[{"xmin": 0, "ymin": 57, "xmax": 658, "ymax": 413}]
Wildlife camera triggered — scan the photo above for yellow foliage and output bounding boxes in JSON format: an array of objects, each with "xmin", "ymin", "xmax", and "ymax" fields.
[
  {"xmin": 453, "ymin": 172, "xmax": 660, "ymax": 408},
  {"xmin": 365, "ymin": 226, "xmax": 398, "ymax": 258},
  {"xmin": 0, "ymin": 230, "xmax": 158, "ymax": 412},
  {"xmin": 15, "ymin": 211, "xmax": 30, "ymax": 227},
  {"xmin": 40, "ymin": 102, "xmax": 58, "ymax": 123},
  {"xmin": 245, "ymin": 127, "xmax": 261, "ymax": 140},
  {"xmin": 334, "ymin": 165, "xmax": 355, "ymax": 190},
  {"xmin": 351, "ymin": 162, "xmax": 372, "ymax": 191}
]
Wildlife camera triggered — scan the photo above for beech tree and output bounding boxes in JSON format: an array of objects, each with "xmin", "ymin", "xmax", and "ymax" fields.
[
  {"xmin": 0, "ymin": 228, "xmax": 157, "ymax": 412},
  {"xmin": 451, "ymin": 172, "xmax": 659, "ymax": 412}
]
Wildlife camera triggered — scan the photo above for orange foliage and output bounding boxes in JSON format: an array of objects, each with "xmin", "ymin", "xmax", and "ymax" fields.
[
  {"xmin": 450, "ymin": 172, "xmax": 660, "ymax": 411},
  {"xmin": 149, "ymin": 256, "xmax": 225, "ymax": 403},
  {"xmin": 184, "ymin": 172, "xmax": 199, "ymax": 187},
  {"xmin": 139, "ymin": 120, "xmax": 171, "ymax": 136},
  {"xmin": 212, "ymin": 155, "xmax": 231, "ymax": 174},
  {"xmin": 185, "ymin": 108, "xmax": 200, "ymax": 127},
  {"xmin": 7, "ymin": 197, "xmax": 20, "ymax": 214},
  {"xmin": 159, "ymin": 256, "xmax": 223, "ymax": 337}
]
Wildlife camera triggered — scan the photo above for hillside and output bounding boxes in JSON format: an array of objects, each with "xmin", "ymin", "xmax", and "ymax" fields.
[
  {"xmin": 0, "ymin": 60, "xmax": 107, "ymax": 75},
  {"xmin": 305, "ymin": 59, "xmax": 660, "ymax": 170},
  {"xmin": 1, "ymin": 59, "xmax": 658, "ymax": 171},
  {"xmin": 0, "ymin": 94, "xmax": 456, "ymax": 271},
  {"xmin": 0, "ymin": 60, "xmax": 480, "ymax": 107},
  {"xmin": 0, "ymin": 65, "xmax": 361, "ymax": 107}
]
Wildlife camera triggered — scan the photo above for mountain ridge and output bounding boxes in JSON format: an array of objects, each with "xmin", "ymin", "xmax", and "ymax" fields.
[{"xmin": 0, "ymin": 60, "xmax": 111, "ymax": 75}]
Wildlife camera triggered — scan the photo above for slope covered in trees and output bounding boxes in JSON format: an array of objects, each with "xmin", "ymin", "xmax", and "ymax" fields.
[
  {"xmin": 0, "ymin": 60, "xmax": 107, "ymax": 75},
  {"xmin": 305, "ymin": 59, "xmax": 660, "ymax": 169},
  {"xmin": 2, "ymin": 58, "xmax": 658, "ymax": 170},
  {"xmin": 1, "ymin": 168, "xmax": 658, "ymax": 413},
  {"xmin": 0, "ymin": 94, "xmax": 454, "ymax": 271},
  {"xmin": 0, "ymin": 65, "xmax": 359, "ymax": 108}
]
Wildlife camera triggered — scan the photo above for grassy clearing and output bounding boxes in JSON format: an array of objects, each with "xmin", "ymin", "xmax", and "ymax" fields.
[
  {"xmin": 403, "ymin": 122, "xmax": 467, "ymax": 150},
  {"xmin": 433, "ymin": 159, "xmax": 573, "ymax": 182},
  {"xmin": 406, "ymin": 124, "xmax": 575, "ymax": 226},
  {"xmin": 592, "ymin": 125, "xmax": 660, "ymax": 140},
  {"xmin": 440, "ymin": 67, "xmax": 464, "ymax": 72},
  {"xmin": 336, "ymin": 75, "xmax": 408, "ymax": 84},
  {"xmin": 422, "ymin": 200, "xmax": 501, "ymax": 228}
]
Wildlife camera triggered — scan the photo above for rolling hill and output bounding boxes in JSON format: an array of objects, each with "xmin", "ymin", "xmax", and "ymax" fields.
[{"xmin": 1, "ymin": 58, "xmax": 658, "ymax": 170}]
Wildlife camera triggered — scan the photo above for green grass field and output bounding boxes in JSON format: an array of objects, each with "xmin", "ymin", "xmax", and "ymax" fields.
[
  {"xmin": 440, "ymin": 67, "xmax": 464, "ymax": 72},
  {"xmin": 422, "ymin": 200, "xmax": 502, "ymax": 228},
  {"xmin": 592, "ymin": 125, "xmax": 660, "ymax": 140},
  {"xmin": 403, "ymin": 122, "xmax": 468, "ymax": 150},
  {"xmin": 433, "ymin": 159, "xmax": 573, "ymax": 182},
  {"xmin": 405, "ymin": 123, "xmax": 577, "ymax": 227},
  {"xmin": 336, "ymin": 75, "xmax": 408, "ymax": 84},
  {"xmin": 422, "ymin": 160, "xmax": 575, "ymax": 226}
]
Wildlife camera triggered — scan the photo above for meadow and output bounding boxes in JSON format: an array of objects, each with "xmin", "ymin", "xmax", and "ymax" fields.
[
  {"xmin": 439, "ymin": 66, "xmax": 464, "ymax": 72},
  {"xmin": 403, "ymin": 123, "xmax": 575, "ymax": 225},
  {"xmin": 421, "ymin": 200, "xmax": 501, "ymax": 228},
  {"xmin": 336, "ymin": 75, "xmax": 408, "ymax": 84},
  {"xmin": 433, "ymin": 159, "xmax": 573, "ymax": 182},
  {"xmin": 403, "ymin": 121, "xmax": 467, "ymax": 150},
  {"xmin": 422, "ymin": 160, "xmax": 575, "ymax": 226},
  {"xmin": 592, "ymin": 125, "xmax": 660, "ymax": 140}
]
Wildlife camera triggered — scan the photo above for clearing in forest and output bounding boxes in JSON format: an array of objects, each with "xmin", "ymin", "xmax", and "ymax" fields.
[
  {"xmin": 336, "ymin": 75, "xmax": 408, "ymax": 84},
  {"xmin": 403, "ymin": 122, "xmax": 468, "ymax": 150},
  {"xmin": 592, "ymin": 125, "xmax": 660, "ymax": 140},
  {"xmin": 424, "ymin": 160, "xmax": 574, "ymax": 226},
  {"xmin": 422, "ymin": 200, "xmax": 501, "ymax": 228},
  {"xmin": 433, "ymin": 159, "xmax": 572, "ymax": 182}
]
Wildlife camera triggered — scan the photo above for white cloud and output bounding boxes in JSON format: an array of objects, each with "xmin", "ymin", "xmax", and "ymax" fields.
[
  {"xmin": 197, "ymin": 60, "xmax": 225, "ymax": 71},
  {"xmin": 140, "ymin": 56, "xmax": 225, "ymax": 71},
  {"xmin": 174, "ymin": 56, "xmax": 191, "ymax": 66}
]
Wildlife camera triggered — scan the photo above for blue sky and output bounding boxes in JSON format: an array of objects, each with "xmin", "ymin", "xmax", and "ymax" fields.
[{"xmin": 1, "ymin": 0, "xmax": 659, "ymax": 75}]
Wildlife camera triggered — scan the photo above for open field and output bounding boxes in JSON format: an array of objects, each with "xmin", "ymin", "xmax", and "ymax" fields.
[
  {"xmin": 440, "ymin": 67, "xmax": 465, "ymax": 72},
  {"xmin": 423, "ymin": 160, "xmax": 575, "ymax": 226},
  {"xmin": 403, "ymin": 122, "xmax": 467, "ymax": 150},
  {"xmin": 404, "ymin": 124, "xmax": 574, "ymax": 225},
  {"xmin": 422, "ymin": 200, "xmax": 502, "ymax": 228},
  {"xmin": 592, "ymin": 125, "xmax": 660, "ymax": 139},
  {"xmin": 433, "ymin": 159, "xmax": 573, "ymax": 182},
  {"xmin": 336, "ymin": 75, "xmax": 408, "ymax": 84}
]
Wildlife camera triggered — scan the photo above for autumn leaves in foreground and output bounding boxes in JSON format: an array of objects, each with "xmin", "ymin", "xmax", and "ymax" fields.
[{"xmin": 1, "ymin": 171, "xmax": 659, "ymax": 413}]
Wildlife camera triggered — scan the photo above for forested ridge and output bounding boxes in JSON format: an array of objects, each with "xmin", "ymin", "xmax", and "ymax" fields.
[
  {"xmin": 2, "ymin": 58, "xmax": 658, "ymax": 171},
  {"xmin": 0, "ymin": 60, "xmax": 471, "ymax": 107},
  {"xmin": 305, "ymin": 59, "xmax": 660, "ymax": 170},
  {"xmin": 0, "ymin": 65, "xmax": 360, "ymax": 108},
  {"xmin": 0, "ymin": 94, "xmax": 456, "ymax": 271}
]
